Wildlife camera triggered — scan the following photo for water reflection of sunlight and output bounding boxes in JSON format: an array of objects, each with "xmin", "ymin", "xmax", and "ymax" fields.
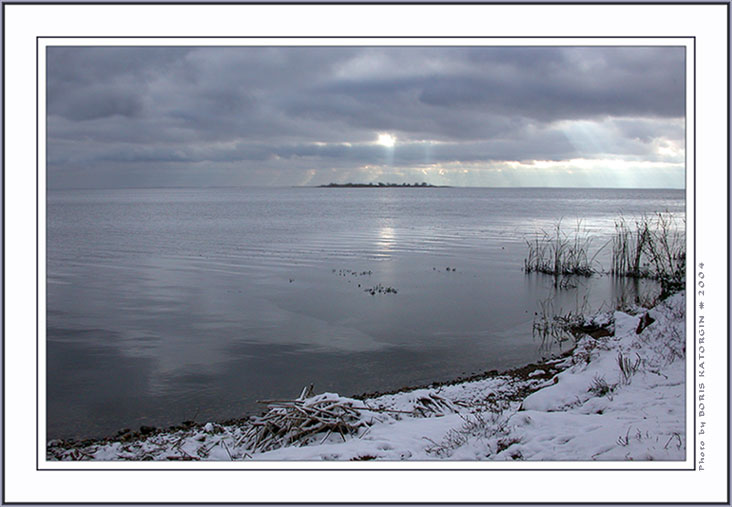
[{"xmin": 376, "ymin": 225, "xmax": 396, "ymax": 255}]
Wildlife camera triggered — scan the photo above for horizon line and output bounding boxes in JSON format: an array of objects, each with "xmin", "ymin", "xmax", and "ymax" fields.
[{"xmin": 46, "ymin": 185, "xmax": 686, "ymax": 191}]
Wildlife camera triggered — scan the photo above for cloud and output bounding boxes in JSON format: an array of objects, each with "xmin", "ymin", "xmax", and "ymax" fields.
[
  {"xmin": 46, "ymin": 45, "xmax": 686, "ymax": 188},
  {"xmin": 419, "ymin": 47, "xmax": 684, "ymax": 118},
  {"xmin": 48, "ymin": 85, "xmax": 144, "ymax": 121}
]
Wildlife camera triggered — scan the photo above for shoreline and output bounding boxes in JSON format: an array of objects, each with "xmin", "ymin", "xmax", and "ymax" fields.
[
  {"xmin": 49, "ymin": 309, "xmax": 607, "ymax": 447},
  {"xmin": 47, "ymin": 352, "xmax": 573, "ymax": 450},
  {"xmin": 47, "ymin": 291, "xmax": 687, "ymax": 461}
]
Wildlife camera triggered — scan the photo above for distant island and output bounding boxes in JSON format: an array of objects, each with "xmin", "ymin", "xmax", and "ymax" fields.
[{"xmin": 319, "ymin": 182, "xmax": 449, "ymax": 188}]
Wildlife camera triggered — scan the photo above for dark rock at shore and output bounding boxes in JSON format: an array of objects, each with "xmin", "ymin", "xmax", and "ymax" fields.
[
  {"xmin": 570, "ymin": 321, "xmax": 614, "ymax": 339},
  {"xmin": 636, "ymin": 312, "xmax": 655, "ymax": 334}
]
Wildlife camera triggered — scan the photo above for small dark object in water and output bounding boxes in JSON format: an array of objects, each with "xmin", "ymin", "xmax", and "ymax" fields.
[{"xmin": 364, "ymin": 283, "xmax": 397, "ymax": 295}]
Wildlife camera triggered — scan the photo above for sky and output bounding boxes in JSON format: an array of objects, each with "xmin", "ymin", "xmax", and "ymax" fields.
[{"xmin": 46, "ymin": 46, "xmax": 686, "ymax": 189}]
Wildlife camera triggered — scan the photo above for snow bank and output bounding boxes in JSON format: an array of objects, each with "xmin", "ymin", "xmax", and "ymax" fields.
[
  {"xmin": 510, "ymin": 292, "xmax": 685, "ymax": 461},
  {"xmin": 48, "ymin": 292, "xmax": 686, "ymax": 462}
]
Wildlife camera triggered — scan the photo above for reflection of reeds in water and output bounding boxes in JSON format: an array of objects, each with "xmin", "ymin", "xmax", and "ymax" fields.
[
  {"xmin": 532, "ymin": 293, "xmax": 589, "ymax": 352},
  {"xmin": 611, "ymin": 277, "xmax": 663, "ymax": 312},
  {"xmin": 611, "ymin": 213, "xmax": 685, "ymax": 298}
]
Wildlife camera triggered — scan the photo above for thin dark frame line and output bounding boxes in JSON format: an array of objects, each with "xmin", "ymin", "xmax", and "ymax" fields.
[
  {"xmin": 728, "ymin": 3, "xmax": 731, "ymax": 501},
  {"xmin": 1, "ymin": 1, "xmax": 6, "ymax": 505},
  {"xmin": 35, "ymin": 35, "xmax": 700, "ymax": 474},
  {"xmin": 34, "ymin": 42, "xmax": 696, "ymax": 472},
  {"xmin": 0, "ymin": 502, "xmax": 725, "ymax": 507},
  {"xmin": 35, "ymin": 33, "xmax": 40, "ymax": 478},
  {"xmin": 691, "ymin": 38, "xmax": 695, "ymax": 470},
  {"xmin": 38, "ymin": 36, "xmax": 694, "ymax": 39},
  {"xmin": 5, "ymin": 1, "xmax": 732, "ymax": 5}
]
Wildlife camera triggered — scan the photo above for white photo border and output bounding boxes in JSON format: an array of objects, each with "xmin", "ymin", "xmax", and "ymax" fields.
[{"xmin": 4, "ymin": 2, "xmax": 729, "ymax": 503}]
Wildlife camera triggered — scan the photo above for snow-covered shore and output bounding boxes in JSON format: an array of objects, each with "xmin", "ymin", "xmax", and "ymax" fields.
[{"xmin": 48, "ymin": 292, "xmax": 685, "ymax": 462}]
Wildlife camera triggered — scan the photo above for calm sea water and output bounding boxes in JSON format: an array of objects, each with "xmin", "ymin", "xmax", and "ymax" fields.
[{"xmin": 46, "ymin": 187, "xmax": 684, "ymax": 440}]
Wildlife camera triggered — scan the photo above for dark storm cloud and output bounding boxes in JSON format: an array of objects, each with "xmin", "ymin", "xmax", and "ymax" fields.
[
  {"xmin": 283, "ymin": 46, "xmax": 684, "ymax": 136},
  {"xmin": 46, "ymin": 45, "xmax": 686, "ymax": 188},
  {"xmin": 48, "ymin": 85, "xmax": 144, "ymax": 121},
  {"xmin": 419, "ymin": 47, "xmax": 685, "ymax": 119}
]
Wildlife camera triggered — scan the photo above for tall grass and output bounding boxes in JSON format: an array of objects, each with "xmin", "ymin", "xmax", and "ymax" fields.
[
  {"xmin": 524, "ymin": 213, "xmax": 685, "ymax": 298},
  {"xmin": 523, "ymin": 220, "xmax": 598, "ymax": 278},
  {"xmin": 611, "ymin": 217, "xmax": 650, "ymax": 277},
  {"xmin": 611, "ymin": 213, "xmax": 685, "ymax": 298}
]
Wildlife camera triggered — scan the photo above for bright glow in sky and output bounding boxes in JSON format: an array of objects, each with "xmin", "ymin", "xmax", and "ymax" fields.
[{"xmin": 376, "ymin": 133, "xmax": 396, "ymax": 148}]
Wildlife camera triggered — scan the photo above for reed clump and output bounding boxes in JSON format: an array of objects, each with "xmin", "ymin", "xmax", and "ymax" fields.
[
  {"xmin": 236, "ymin": 386, "xmax": 456, "ymax": 453},
  {"xmin": 523, "ymin": 220, "xmax": 598, "ymax": 278},
  {"xmin": 237, "ymin": 386, "xmax": 377, "ymax": 453},
  {"xmin": 611, "ymin": 213, "xmax": 685, "ymax": 298}
]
